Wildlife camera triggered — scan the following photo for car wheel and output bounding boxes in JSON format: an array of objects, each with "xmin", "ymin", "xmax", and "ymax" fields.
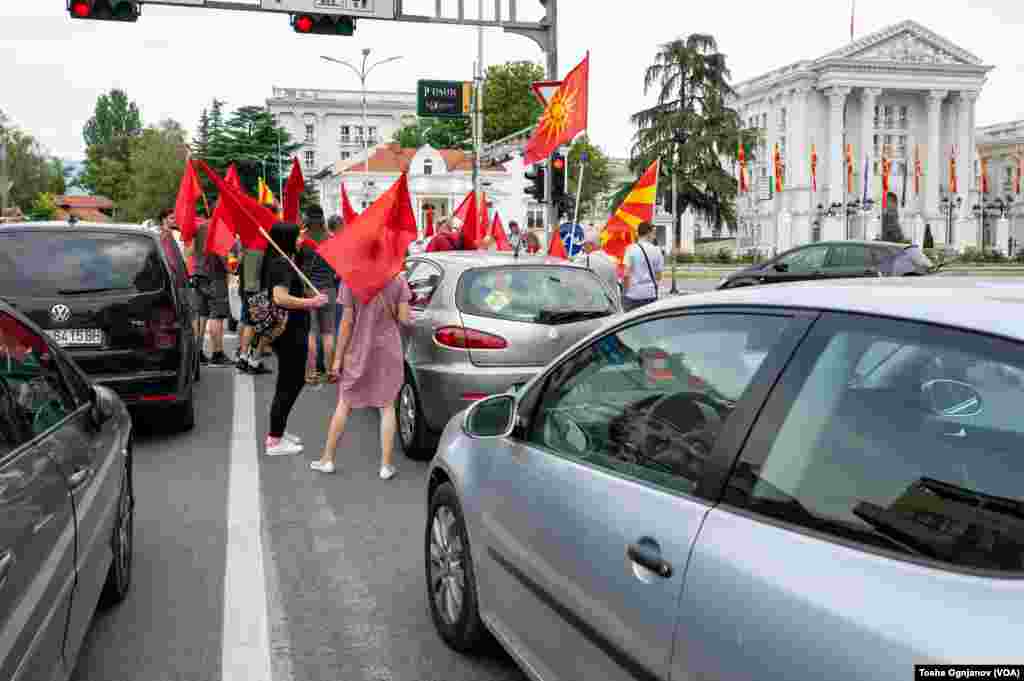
[
  {"xmin": 398, "ymin": 373, "xmax": 431, "ymax": 460},
  {"xmin": 194, "ymin": 350, "xmax": 201, "ymax": 383},
  {"xmin": 178, "ymin": 389, "xmax": 196, "ymax": 432},
  {"xmin": 99, "ymin": 450, "xmax": 133, "ymax": 608},
  {"xmin": 426, "ymin": 482, "xmax": 485, "ymax": 653}
]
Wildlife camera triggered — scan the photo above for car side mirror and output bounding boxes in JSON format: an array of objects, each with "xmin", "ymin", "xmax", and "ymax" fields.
[
  {"xmin": 920, "ymin": 379, "xmax": 982, "ymax": 417},
  {"xmin": 773, "ymin": 263, "xmax": 789, "ymax": 272},
  {"xmin": 90, "ymin": 385, "xmax": 116, "ymax": 427},
  {"xmin": 462, "ymin": 394, "xmax": 516, "ymax": 439}
]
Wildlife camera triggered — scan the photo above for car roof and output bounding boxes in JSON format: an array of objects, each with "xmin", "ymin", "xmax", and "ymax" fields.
[
  {"xmin": 0, "ymin": 221, "xmax": 160, "ymax": 238},
  {"xmin": 409, "ymin": 251, "xmax": 584, "ymax": 270},
  {"xmin": 794, "ymin": 240, "xmax": 909, "ymax": 249},
  {"xmin": 644, "ymin": 277, "xmax": 1024, "ymax": 342}
]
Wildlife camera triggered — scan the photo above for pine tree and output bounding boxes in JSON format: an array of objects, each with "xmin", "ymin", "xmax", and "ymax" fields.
[
  {"xmin": 192, "ymin": 108, "xmax": 210, "ymax": 158},
  {"xmin": 923, "ymin": 224, "xmax": 934, "ymax": 250}
]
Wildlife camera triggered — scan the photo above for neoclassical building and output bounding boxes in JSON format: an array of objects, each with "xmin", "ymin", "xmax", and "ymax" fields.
[
  {"xmin": 976, "ymin": 119, "xmax": 1024, "ymax": 252},
  {"xmin": 730, "ymin": 19, "xmax": 994, "ymax": 254}
]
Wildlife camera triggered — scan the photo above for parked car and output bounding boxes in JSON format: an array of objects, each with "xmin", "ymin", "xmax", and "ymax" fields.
[
  {"xmin": 0, "ymin": 222, "xmax": 200, "ymax": 430},
  {"xmin": 0, "ymin": 300, "xmax": 134, "ymax": 681},
  {"xmin": 425, "ymin": 276, "xmax": 1023, "ymax": 681},
  {"xmin": 398, "ymin": 252, "xmax": 620, "ymax": 458},
  {"xmin": 716, "ymin": 240, "xmax": 934, "ymax": 290}
]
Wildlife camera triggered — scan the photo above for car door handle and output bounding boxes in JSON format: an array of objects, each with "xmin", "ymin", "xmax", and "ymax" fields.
[
  {"xmin": 68, "ymin": 467, "xmax": 92, "ymax": 489},
  {"xmin": 627, "ymin": 542, "xmax": 673, "ymax": 578},
  {"xmin": 0, "ymin": 550, "xmax": 14, "ymax": 589}
]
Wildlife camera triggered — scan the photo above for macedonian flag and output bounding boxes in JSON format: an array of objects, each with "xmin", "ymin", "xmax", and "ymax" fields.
[
  {"xmin": 600, "ymin": 159, "xmax": 659, "ymax": 266},
  {"xmin": 524, "ymin": 53, "xmax": 589, "ymax": 165}
]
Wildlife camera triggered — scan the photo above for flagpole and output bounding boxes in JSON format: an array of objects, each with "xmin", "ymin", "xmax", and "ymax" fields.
[{"xmin": 572, "ymin": 156, "xmax": 585, "ymax": 228}]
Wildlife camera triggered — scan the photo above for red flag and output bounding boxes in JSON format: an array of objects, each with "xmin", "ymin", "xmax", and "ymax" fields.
[
  {"xmin": 491, "ymin": 213, "xmax": 512, "ymax": 251},
  {"xmin": 283, "ymin": 158, "xmax": 305, "ymax": 224},
  {"xmin": 206, "ymin": 164, "xmax": 241, "ymax": 257},
  {"xmin": 524, "ymin": 53, "xmax": 589, "ymax": 165},
  {"xmin": 340, "ymin": 181, "xmax": 359, "ymax": 225},
  {"xmin": 175, "ymin": 158, "xmax": 202, "ymax": 244},
  {"xmin": 452, "ymin": 191, "xmax": 480, "ymax": 249},
  {"xmin": 547, "ymin": 230, "xmax": 569, "ymax": 260},
  {"xmin": 318, "ymin": 173, "xmax": 418, "ymax": 304},
  {"xmin": 194, "ymin": 160, "xmax": 272, "ymax": 251},
  {"xmin": 424, "ymin": 206, "xmax": 435, "ymax": 238}
]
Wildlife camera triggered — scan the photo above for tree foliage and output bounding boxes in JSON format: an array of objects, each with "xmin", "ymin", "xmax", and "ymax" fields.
[
  {"xmin": 79, "ymin": 89, "xmax": 143, "ymax": 203},
  {"xmin": 391, "ymin": 117, "xmax": 472, "ymax": 150},
  {"xmin": 565, "ymin": 136, "xmax": 612, "ymax": 218},
  {"xmin": 630, "ymin": 35, "xmax": 756, "ymax": 237},
  {"xmin": 0, "ymin": 109, "xmax": 66, "ymax": 213},
  {"xmin": 482, "ymin": 61, "xmax": 545, "ymax": 143},
  {"xmin": 122, "ymin": 120, "xmax": 188, "ymax": 223},
  {"xmin": 26, "ymin": 192, "xmax": 57, "ymax": 221}
]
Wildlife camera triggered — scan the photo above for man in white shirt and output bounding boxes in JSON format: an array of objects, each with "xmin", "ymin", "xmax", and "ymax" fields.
[
  {"xmin": 573, "ymin": 226, "xmax": 621, "ymax": 309},
  {"xmin": 621, "ymin": 221, "xmax": 664, "ymax": 312}
]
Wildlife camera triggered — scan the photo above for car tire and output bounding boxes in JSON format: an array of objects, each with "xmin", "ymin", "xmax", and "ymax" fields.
[
  {"xmin": 194, "ymin": 349, "xmax": 201, "ymax": 383},
  {"xmin": 99, "ymin": 449, "xmax": 133, "ymax": 609},
  {"xmin": 426, "ymin": 482, "xmax": 485, "ymax": 653},
  {"xmin": 398, "ymin": 373, "xmax": 432, "ymax": 460},
  {"xmin": 177, "ymin": 388, "xmax": 196, "ymax": 432}
]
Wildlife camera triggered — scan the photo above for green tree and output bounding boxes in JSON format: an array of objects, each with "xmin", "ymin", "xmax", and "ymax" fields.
[
  {"xmin": 630, "ymin": 35, "xmax": 755, "ymax": 239},
  {"xmin": 47, "ymin": 159, "xmax": 67, "ymax": 195},
  {"xmin": 482, "ymin": 61, "xmax": 545, "ymax": 143},
  {"xmin": 122, "ymin": 119, "xmax": 188, "ymax": 223},
  {"xmin": 391, "ymin": 117, "xmax": 472, "ymax": 150},
  {"xmin": 26, "ymin": 192, "xmax": 57, "ymax": 221},
  {"xmin": 923, "ymin": 224, "xmax": 935, "ymax": 250},
  {"xmin": 0, "ymin": 112, "xmax": 59, "ymax": 212},
  {"xmin": 565, "ymin": 136, "xmax": 612, "ymax": 218},
  {"xmin": 79, "ymin": 89, "xmax": 144, "ymax": 207}
]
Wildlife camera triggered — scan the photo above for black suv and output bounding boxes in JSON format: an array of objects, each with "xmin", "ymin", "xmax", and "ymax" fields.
[
  {"xmin": 716, "ymin": 240, "xmax": 935, "ymax": 290},
  {"xmin": 0, "ymin": 222, "xmax": 200, "ymax": 430}
]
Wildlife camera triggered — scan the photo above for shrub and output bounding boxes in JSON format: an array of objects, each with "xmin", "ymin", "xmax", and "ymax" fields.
[
  {"xmin": 715, "ymin": 248, "xmax": 733, "ymax": 264},
  {"xmin": 922, "ymin": 225, "xmax": 935, "ymax": 250}
]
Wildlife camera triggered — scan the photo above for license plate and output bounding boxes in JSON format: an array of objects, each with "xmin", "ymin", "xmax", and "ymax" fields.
[{"xmin": 49, "ymin": 328, "xmax": 104, "ymax": 347}]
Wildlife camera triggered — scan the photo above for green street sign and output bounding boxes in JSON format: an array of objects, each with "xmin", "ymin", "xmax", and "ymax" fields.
[{"xmin": 417, "ymin": 80, "xmax": 473, "ymax": 119}]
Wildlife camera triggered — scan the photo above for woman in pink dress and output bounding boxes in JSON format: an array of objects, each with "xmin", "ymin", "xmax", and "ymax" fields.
[{"xmin": 312, "ymin": 273, "xmax": 411, "ymax": 479}]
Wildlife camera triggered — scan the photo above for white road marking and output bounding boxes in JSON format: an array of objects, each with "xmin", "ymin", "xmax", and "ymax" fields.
[{"xmin": 222, "ymin": 374, "xmax": 274, "ymax": 681}]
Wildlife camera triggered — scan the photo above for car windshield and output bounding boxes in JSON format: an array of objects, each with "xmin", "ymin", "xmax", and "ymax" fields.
[
  {"xmin": 0, "ymin": 231, "xmax": 166, "ymax": 295},
  {"xmin": 457, "ymin": 266, "xmax": 615, "ymax": 323}
]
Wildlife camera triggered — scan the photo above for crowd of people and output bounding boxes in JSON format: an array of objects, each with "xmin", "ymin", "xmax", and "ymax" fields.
[{"xmin": 156, "ymin": 205, "xmax": 664, "ymax": 481}]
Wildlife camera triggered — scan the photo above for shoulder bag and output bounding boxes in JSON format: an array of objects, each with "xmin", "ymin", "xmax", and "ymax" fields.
[{"xmin": 637, "ymin": 242, "xmax": 659, "ymax": 301}]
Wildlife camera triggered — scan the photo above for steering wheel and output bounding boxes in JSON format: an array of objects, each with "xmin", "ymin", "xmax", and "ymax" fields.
[{"xmin": 636, "ymin": 392, "xmax": 727, "ymax": 476}]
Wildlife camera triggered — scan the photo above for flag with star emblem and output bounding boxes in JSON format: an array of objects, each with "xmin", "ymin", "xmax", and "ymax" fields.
[
  {"xmin": 914, "ymin": 144, "xmax": 922, "ymax": 196},
  {"xmin": 600, "ymin": 159, "xmax": 659, "ymax": 266},
  {"xmin": 949, "ymin": 146, "xmax": 958, "ymax": 194},
  {"xmin": 810, "ymin": 144, "xmax": 818, "ymax": 192},
  {"xmin": 524, "ymin": 53, "xmax": 589, "ymax": 165}
]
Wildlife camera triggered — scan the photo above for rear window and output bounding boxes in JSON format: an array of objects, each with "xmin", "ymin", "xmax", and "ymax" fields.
[
  {"xmin": 457, "ymin": 266, "xmax": 615, "ymax": 324},
  {"xmin": 905, "ymin": 246, "xmax": 933, "ymax": 269},
  {"xmin": 0, "ymin": 231, "xmax": 166, "ymax": 295}
]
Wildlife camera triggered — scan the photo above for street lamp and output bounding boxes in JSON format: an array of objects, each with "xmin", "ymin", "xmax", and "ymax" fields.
[
  {"xmin": 826, "ymin": 198, "xmax": 873, "ymax": 238},
  {"xmin": 812, "ymin": 204, "xmax": 826, "ymax": 242},
  {"xmin": 940, "ymin": 195, "xmax": 962, "ymax": 248},
  {"xmin": 321, "ymin": 50, "xmax": 403, "ymax": 200}
]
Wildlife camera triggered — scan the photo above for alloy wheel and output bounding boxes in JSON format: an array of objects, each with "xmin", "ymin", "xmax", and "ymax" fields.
[
  {"xmin": 429, "ymin": 505, "xmax": 465, "ymax": 626},
  {"xmin": 399, "ymin": 383, "xmax": 417, "ymax": 447}
]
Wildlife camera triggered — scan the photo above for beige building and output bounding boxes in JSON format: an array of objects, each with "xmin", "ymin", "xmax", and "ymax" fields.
[{"xmin": 975, "ymin": 119, "xmax": 1024, "ymax": 253}]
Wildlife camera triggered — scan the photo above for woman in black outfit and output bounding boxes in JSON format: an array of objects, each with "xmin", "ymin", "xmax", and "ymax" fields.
[{"xmin": 261, "ymin": 222, "xmax": 328, "ymax": 456}]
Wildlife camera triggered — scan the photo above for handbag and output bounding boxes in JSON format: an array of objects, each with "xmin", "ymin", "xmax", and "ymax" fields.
[{"xmin": 246, "ymin": 290, "xmax": 288, "ymax": 341}]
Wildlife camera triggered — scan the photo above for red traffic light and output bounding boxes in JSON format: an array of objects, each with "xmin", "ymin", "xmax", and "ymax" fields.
[
  {"xmin": 294, "ymin": 14, "xmax": 315, "ymax": 32},
  {"xmin": 70, "ymin": 0, "xmax": 91, "ymax": 17},
  {"xmin": 551, "ymin": 157, "xmax": 565, "ymax": 171}
]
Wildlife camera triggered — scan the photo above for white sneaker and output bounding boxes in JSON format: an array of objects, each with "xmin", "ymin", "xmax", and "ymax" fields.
[
  {"xmin": 283, "ymin": 432, "xmax": 303, "ymax": 445},
  {"xmin": 266, "ymin": 440, "xmax": 303, "ymax": 456},
  {"xmin": 379, "ymin": 464, "xmax": 397, "ymax": 480},
  {"xmin": 310, "ymin": 460, "xmax": 335, "ymax": 474}
]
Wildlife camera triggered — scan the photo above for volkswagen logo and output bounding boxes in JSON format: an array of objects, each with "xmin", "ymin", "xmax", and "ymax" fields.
[{"xmin": 50, "ymin": 304, "xmax": 71, "ymax": 324}]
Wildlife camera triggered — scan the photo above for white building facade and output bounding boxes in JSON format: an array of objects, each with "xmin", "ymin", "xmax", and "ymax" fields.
[
  {"xmin": 266, "ymin": 87, "xmax": 417, "ymax": 180},
  {"xmin": 975, "ymin": 120, "xmax": 1024, "ymax": 254},
  {"xmin": 730, "ymin": 20, "xmax": 993, "ymax": 254}
]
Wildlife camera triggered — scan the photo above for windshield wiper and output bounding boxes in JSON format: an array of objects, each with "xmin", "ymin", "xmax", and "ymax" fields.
[
  {"xmin": 536, "ymin": 309, "xmax": 610, "ymax": 324},
  {"xmin": 57, "ymin": 287, "xmax": 123, "ymax": 295}
]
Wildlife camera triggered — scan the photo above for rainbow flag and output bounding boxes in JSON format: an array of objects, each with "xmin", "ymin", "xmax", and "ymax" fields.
[{"xmin": 601, "ymin": 159, "xmax": 659, "ymax": 266}]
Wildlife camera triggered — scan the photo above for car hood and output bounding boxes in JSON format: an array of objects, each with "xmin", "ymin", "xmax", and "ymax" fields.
[{"xmin": 725, "ymin": 264, "xmax": 763, "ymax": 279}]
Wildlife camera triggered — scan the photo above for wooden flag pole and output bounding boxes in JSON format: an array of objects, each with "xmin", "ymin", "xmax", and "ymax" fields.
[{"xmin": 257, "ymin": 226, "xmax": 321, "ymax": 297}]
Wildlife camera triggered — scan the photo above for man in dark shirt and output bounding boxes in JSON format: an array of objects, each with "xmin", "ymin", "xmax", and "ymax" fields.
[{"xmin": 185, "ymin": 219, "xmax": 233, "ymax": 365}]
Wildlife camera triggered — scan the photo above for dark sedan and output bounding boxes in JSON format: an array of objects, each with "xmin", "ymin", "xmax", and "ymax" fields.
[
  {"xmin": 0, "ymin": 300, "xmax": 133, "ymax": 681},
  {"xmin": 716, "ymin": 240, "xmax": 933, "ymax": 290}
]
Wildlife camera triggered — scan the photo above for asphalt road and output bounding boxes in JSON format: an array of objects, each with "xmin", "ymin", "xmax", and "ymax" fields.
[{"xmin": 70, "ymin": 340, "xmax": 526, "ymax": 681}]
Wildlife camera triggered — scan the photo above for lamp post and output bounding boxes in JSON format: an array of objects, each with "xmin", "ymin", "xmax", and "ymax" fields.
[
  {"xmin": 940, "ymin": 195, "xmax": 962, "ymax": 248},
  {"xmin": 321, "ymin": 50, "xmax": 403, "ymax": 202},
  {"xmin": 826, "ymin": 198, "xmax": 873, "ymax": 238},
  {"xmin": 812, "ymin": 204, "xmax": 826, "ymax": 243}
]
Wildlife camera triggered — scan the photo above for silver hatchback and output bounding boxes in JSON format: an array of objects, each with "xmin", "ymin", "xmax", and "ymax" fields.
[
  {"xmin": 397, "ymin": 252, "xmax": 619, "ymax": 459},
  {"xmin": 425, "ymin": 277, "xmax": 1024, "ymax": 681}
]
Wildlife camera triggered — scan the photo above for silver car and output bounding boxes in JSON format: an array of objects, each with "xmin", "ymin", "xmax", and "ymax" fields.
[
  {"xmin": 398, "ymin": 252, "xmax": 619, "ymax": 459},
  {"xmin": 425, "ymin": 277, "xmax": 1023, "ymax": 681}
]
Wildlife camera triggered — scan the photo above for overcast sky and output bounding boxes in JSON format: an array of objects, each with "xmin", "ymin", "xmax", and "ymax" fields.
[{"xmin": 2, "ymin": 0, "xmax": 1023, "ymax": 162}]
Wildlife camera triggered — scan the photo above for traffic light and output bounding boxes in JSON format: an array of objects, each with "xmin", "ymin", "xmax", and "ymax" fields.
[
  {"xmin": 524, "ymin": 163, "xmax": 546, "ymax": 203},
  {"xmin": 68, "ymin": 0, "xmax": 139, "ymax": 21},
  {"xmin": 292, "ymin": 14, "xmax": 356, "ymax": 36},
  {"xmin": 550, "ymin": 153, "xmax": 569, "ymax": 216}
]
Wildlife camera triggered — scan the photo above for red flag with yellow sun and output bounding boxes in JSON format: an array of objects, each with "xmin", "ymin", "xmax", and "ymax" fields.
[
  {"xmin": 523, "ymin": 53, "xmax": 589, "ymax": 165},
  {"xmin": 600, "ymin": 159, "xmax": 659, "ymax": 267}
]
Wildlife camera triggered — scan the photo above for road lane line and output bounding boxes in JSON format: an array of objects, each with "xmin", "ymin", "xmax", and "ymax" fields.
[{"xmin": 222, "ymin": 373, "xmax": 273, "ymax": 681}]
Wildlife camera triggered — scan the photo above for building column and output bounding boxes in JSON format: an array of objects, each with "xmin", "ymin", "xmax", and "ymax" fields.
[
  {"xmin": 860, "ymin": 87, "xmax": 882, "ymax": 191},
  {"xmin": 956, "ymin": 90, "xmax": 979, "ymax": 249},
  {"xmin": 826, "ymin": 86, "xmax": 850, "ymax": 241},
  {"xmin": 792, "ymin": 84, "xmax": 812, "ymax": 246},
  {"xmin": 924, "ymin": 90, "xmax": 946, "ymax": 241}
]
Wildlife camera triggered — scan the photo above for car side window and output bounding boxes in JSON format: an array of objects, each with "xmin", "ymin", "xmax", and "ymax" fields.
[
  {"xmin": 778, "ymin": 245, "xmax": 829, "ymax": 272},
  {"xmin": 526, "ymin": 313, "xmax": 794, "ymax": 496},
  {"xmin": 0, "ymin": 313, "xmax": 77, "ymax": 442},
  {"xmin": 725, "ymin": 313, "xmax": 1024, "ymax": 573},
  {"xmin": 826, "ymin": 245, "xmax": 870, "ymax": 268},
  {"xmin": 407, "ymin": 261, "xmax": 443, "ymax": 308}
]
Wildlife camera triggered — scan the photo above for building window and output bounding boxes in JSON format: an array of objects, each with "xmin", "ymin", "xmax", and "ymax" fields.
[
  {"xmin": 873, "ymin": 105, "xmax": 881, "ymax": 128},
  {"xmin": 304, "ymin": 150, "xmax": 315, "ymax": 169},
  {"xmin": 1005, "ymin": 166, "xmax": 1015, "ymax": 192},
  {"xmin": 882, "ymin": 105, "xmax": 894, "ymax": 128},
  {"xmin": 340, "ymin": 125, "xmax": 351, "ymax": 143},
  {"xmin": 305, "ymin": 123, "xmax": 315, "ymax": 143},
  {"xmin": 341, "ymin": 151, "xmax": 351, "ymax": 160},
  {"xmin": 354, "ymin": 125, "xmax": 363, "ymax": 142},
  {"xmin": 778, "ymin": 107, "xmax": 787, "ymax": 130},
  {"xmin": 527, "ymin": 204, "xmax": 545, "ymax": 230},
  {"xmin": 898, "ymin": 105, "xmax": 909, "ymax": 130},
  {"xmin": 761, "ymin": 113, "xmax": 767, "ymax": 129},
  {"xmin": 368, "ymin": 126, "xmax": 377, "ymax": 143},
  {"xmin": 423, "ymin": 159, "xmax": 433, "ymax": 176}
]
